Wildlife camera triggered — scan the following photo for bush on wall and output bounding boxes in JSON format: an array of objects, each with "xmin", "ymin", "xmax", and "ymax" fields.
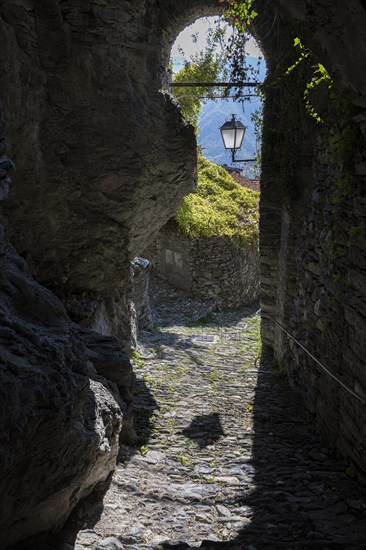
[{"xmin": 175, "ymin": 155, "xmax": 259, "ymax": 248}]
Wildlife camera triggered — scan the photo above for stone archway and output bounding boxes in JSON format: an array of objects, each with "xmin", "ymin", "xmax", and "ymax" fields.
[
  {"xmin": 1, "ymin": 0, "xmax": 366, "ymax": 546},
  {"xmin": 150, "ymin": 0, "xmax": 366, "ymax": 478}
]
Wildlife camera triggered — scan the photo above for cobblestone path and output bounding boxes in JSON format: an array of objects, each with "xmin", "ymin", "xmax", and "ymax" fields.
[{"xmin": 57, "ymin": 283, "xmax": 366, "ymax": 550}]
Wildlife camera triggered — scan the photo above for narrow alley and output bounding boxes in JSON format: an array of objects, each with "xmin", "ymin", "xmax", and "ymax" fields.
[{"xmin": 54, "ymin": 280, "xmax": 366, "ymax": 550}]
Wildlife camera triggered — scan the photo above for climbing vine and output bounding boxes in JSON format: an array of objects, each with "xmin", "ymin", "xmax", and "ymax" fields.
[
  {"xmin": 304, "ymin": 63, "xmax": 332, "ymax": 122},
  {"xmin": 285, "ymin": 38, "xmax": 333, "ymax": 123},
  {"xmin": 261, "ymin": 40, "xmax": 316, "ymax": 203},
  {"xmin": 224, "ymin": 0, "xmax": 263, "ymax": 96},
  {"xmin": 250, "ymin": 89, "xmax": 264, "ymax": 178},
  {"xmin": 224, "ymin": 0, "xmax": 258, "ymax": 30}
]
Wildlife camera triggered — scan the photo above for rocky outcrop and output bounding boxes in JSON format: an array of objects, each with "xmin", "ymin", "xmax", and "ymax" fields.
[
  {"xmin": 54, "ymin": 258, "xmax": 153, "ymax": 347},
  {"xmin": 0, "ymin": 227, "xmax": 137, "ymax": 548},
  {"xmin": 0, "ymin": 94, "xmax": 134, "ymax": 548},
  {"xmin": 0, "ymin": 0, "xmax": 209, "ymax": 343},
  {"xmin": 81, "ymin": 329, "xmax": 136, "ymax": 443},
  {"xmin": 0, "ymin": 0, "xmax": 198, "ymax": 342}
]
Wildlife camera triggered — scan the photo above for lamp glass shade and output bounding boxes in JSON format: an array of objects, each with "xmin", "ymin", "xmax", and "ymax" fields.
[{"xmin": 220, "ymin": 116, "xmax": 246, "ymax": 150}]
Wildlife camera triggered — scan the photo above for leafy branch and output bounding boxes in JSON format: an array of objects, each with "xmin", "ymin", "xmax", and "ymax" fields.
[
  {"xmin": 286, "ymin": 38, "xmax": 333, "ymax": 123},
  {"xmin": 172, "ymin": 20, "xmax": 230, "ymax": 132}
]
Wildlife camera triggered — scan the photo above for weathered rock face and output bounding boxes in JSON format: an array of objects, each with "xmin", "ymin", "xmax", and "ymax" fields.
[
  {"xmin": 0, "ymin": 0, "xmax": 205, "ymax": 342},
  {"xmin": 147, "ymin": 226, "xmax": 259, "ymax": 309},
  {"xmin": 0, "ymin": 91, "xmax": 135, "ymax": 548},
  {"xmin": 0, "ymin": 0, "xmax": 198, "ymax": 293},
  {"xmin": 0, "ymin": 225, "xmax": 135, "ymax": 547},
  {"xmin": 131, "ymin": 257, "xmax": 153, "ymax": 332},
  {"xmin": 57, "ymin": 258, "xmax": 153, "ymax": 347}
]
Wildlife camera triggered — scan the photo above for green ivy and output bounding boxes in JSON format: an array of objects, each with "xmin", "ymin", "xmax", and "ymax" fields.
[
  {"xmin": 285, "ymin": 38, "xmax": 310, "ymax": 75},
  {"xmin": 286, "ymin": 38, "xmax": 333, "ymax": 123},
  {"xmin": 304, "ymin": 63, "xmax": 332, "ymax": 122},
  {"xmin": 227, "ymin": 0, "xmax": 258, "ymax": 32},
  {"xmin": 251, "ymin": 89, "xmax": 264, "ymax": 178}
]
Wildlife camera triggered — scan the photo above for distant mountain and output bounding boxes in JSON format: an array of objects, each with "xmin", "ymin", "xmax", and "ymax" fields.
[
  {"xmin": 171, "ymin": 55, "xmax": 266, "ymax": 178},
  {"xmin": 198, "ymin": 57, "xmax": 266, "ymax": 178}
]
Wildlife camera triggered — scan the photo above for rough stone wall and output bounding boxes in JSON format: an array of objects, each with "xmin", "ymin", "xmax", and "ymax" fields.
[
  {"xmin": 0, "ymin": 0, "xmax": 201, "ymax": 341},
  {"xmin": 191, "ymin": 237, "xmax": 260, "ymax": 309},
  {"xmin": 149, "ymin": 226, "xmax": 259, "ymax": 309},
  {"xmin": 272, "ymin": 114, "xmax": 366, "ymax": 475},
  {"xmin": 255, "ymin": 0, "xmax": 366, "ymax": 477},
  {"xmin": 0, "ymin": 96, "xmax": 136, "ymax": 547}
]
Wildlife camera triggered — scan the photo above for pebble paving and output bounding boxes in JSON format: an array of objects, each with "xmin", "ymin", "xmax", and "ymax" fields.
[{"xmin": 57, "ymin": 280, "xmax": 366, "ymax": 550}]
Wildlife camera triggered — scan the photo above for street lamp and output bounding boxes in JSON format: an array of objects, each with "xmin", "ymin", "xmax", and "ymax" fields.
[{"xmin": 219, "ymin": 114, "xmax": 255, "ymax": 163}]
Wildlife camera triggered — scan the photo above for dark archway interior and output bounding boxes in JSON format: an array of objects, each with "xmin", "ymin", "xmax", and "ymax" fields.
[{"xmin": 0, "ymin": 0, "xmax": 366, "ymax": 547}]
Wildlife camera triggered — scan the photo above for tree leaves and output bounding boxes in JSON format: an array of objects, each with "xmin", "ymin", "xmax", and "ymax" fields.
[{"xmin": 172, "ymin": 20, "xmax": 230, "ymax": 132}]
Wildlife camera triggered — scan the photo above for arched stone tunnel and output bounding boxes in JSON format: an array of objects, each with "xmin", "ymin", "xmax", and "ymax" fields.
[{"xmin": 0, "ymin": 0, "xmax": 366, "ymax": 547}]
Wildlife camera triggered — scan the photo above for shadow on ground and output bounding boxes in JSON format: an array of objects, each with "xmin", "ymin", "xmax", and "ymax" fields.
[
  {"xmin": 160, "ymin": 348, "xmax": 366, "ymax": 550},
  {"xmin": 180, "ymin": 413, "xmax": 225, "ymax": 449},
  {"xmin": 12, "ymin": 299, "xmax": 366, "ymax": 550}
]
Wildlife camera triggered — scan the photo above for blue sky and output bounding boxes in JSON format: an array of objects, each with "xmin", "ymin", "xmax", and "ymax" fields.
[
  {"xmin": 171, "ymin": 16, "xmax": 262, "ymax": 71},
  {"xmin": 171, "ymin": 17, "xmax": 265, "ymax": 176}
]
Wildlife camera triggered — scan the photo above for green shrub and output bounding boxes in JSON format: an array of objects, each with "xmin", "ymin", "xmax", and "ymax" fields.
[{"xmin": 175, "ymin": 155, "xmax": 259, "ymax": 248}]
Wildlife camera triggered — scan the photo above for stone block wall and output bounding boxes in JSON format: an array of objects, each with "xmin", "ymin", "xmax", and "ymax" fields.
[
  {"xmin": 148, "ymin": 226, "xmax": 259, "ymax": 309},
  {"xmin": 272, "ymin": 124, "xmax": 366, "ymax": 475},
  {"xmin": 257, "ymin": 0, "xmax": 366, "ymax": 478}
]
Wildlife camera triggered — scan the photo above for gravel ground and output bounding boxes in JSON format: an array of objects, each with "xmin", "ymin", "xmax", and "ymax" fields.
[{"xmin": 44, "ymin": 279, "xmax": 366, "ymax": 550}]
